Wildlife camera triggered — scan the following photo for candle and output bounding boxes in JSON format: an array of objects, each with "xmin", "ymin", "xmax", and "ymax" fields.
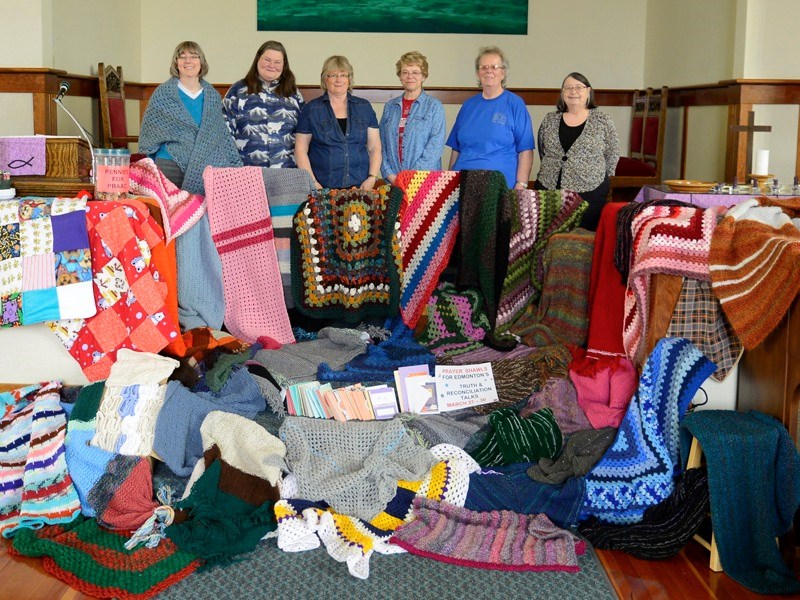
[{"xmin": 754, "ymin": 149, "xmax": 769, "ymax": 175}]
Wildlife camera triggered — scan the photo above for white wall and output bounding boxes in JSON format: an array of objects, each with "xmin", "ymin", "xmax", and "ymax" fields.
[
  {"xmin": 0, "ymin": 0, "xmax": 53, "ymax": 67},
  {"xmin": 738, "ymin": 0, "xmax": 800, "ymax": 78},
  {"xmin": 644, "ymin": 0, "xmax": 737, "ymax": 87}
]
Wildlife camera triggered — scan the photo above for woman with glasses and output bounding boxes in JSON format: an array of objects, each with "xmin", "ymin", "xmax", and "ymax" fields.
[
  {"xmin": 139, "ymin": 40, "xmax": 241, "ymax": 194},
  {"xmin": 379, "ymin": 51, "xmax": 446, "ymax": 183},
  {"xmin": 295, "ymin": 55, "xmax": 381, "ymax": 190},
  {"xmin": 534, "ymin": 72, "xmax": 619, "ymax": 230},
  {"xmin": 446, "ymin": 46, "xmax": 534, "ymax": 189},
  {"xmin": 139, "ymin": 41, "xmax": 242, "ymax": 331},
  {"xmin": 223, "ymin": 41, "xmax": 304, "ymax": 168}
]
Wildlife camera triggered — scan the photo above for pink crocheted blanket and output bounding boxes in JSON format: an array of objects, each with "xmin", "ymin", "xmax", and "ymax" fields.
[
  {"xmin": 623, "ymin": 204, "xmax": 721, "ymax": 363},
  {"xmin": 129, "ymin": 158, "xmax": 205, "ymax": 243},
  {"xmin": 709, "ymin": 197, "xmax": 800, "ymax": 349},
  {"xmin": 203, "ymin": 166, "xmax": 294, "ymax": 345},
  {"xmin": 394, "ymin": 170, "xmax": 461, "ymax": 329}
]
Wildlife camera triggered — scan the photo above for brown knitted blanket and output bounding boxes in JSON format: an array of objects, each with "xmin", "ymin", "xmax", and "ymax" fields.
[{"xmin": 709, "ymin": 197, "xmax": 800, "ymax": 349}]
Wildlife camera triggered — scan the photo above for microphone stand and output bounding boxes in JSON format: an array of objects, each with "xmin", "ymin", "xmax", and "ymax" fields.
[{"xmin": 53, "ymin": 97, "xmax": 96, "ymax": 184}]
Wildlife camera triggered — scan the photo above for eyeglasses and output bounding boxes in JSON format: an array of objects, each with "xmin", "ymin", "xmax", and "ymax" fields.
[
  {"xmin": 326, "ymin": 73, "xmax": 350, "ymax": 80},
  {"xmin": 479, "ymin": 65, "xmax": 506, "ymax": 72},
  {"xmin": 400, "ymin": 70, "xmax": 423, "ymax": 78},
  {"xmin": 562, "ymin": 85, "xmax": 588, "ymax": 92},
  {"xmin": 178, "ymin": 53, "xmax": 200, "ymax": 61},
  {"xmin": 260, "ymin": 58, "xmax": 284, "ymax": 67}
]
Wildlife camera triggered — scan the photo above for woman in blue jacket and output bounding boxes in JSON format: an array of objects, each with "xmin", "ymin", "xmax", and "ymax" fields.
[{"xmin": 379, "ymin": 51, "xmax": 446, "ymax": 183}]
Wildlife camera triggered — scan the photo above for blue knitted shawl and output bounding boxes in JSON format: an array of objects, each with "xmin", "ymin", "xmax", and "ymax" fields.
[
  {"xmin": 139, "ymin": 78, "xmax": 242, "ymax": 195},
  {"xmin": 582, "ymin": 337, "xmax": 716, "ymax": 524}
]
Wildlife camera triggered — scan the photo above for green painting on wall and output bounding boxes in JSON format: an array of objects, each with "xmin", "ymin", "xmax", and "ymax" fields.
[{"xmin": 257, "ymin": 0, "xmax": 528, "ymax": 34}]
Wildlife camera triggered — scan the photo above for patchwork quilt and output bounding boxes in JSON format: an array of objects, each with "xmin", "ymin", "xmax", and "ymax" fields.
[
  {"xmin": 0, "ymin": 197, "xmax": 96, "ymax": 327},
  {"xmin": 48, "ymin": 200, "xmax": 181, "ymax": 382}
]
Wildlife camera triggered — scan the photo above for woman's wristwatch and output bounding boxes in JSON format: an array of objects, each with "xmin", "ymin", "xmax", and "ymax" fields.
[{"xmin": 516, "ymin": 181, "xmax": 529, "ymax": 188}]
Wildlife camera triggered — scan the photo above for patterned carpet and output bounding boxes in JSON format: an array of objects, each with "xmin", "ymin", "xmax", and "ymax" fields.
[{"xmin": 155, "ymin": 537, "xmax": 615, "ymax": 600}]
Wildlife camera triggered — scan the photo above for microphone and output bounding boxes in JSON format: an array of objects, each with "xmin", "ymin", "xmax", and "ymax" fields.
[{"xmin": 55, "ymin": 81, "xmax": 71, "ymax": 102}]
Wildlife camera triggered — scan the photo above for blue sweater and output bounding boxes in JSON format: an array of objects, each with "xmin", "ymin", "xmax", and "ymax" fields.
[{"xmin": 379, "ymin": 90, "xmax": 446, "ymax": 178}]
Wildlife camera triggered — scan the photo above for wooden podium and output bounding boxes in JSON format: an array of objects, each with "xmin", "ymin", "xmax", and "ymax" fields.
[{"xmin": 10, "ymin": 136, "xmax": 94, "ymax": 196}]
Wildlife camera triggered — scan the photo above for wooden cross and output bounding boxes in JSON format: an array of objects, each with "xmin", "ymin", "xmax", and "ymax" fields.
[{"xmin": 730, "ymin": 111, "xmax": 772, "ymax": 175}]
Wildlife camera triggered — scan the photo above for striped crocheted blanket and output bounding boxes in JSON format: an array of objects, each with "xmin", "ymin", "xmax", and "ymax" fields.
[
  {"xmin": 582, "ymin": 337, "xmax": 716, "ymax": 524},
  {"xmin": 495, "ymin": 189, "xmax": 586, "ymax": 333},
  {"xmin": 0, "ymin": 382, "xmax": 81, "ymax": 537},
  {"xmin": 393, "ymin": 170, "xmax": 461, "ymax": 329},
  {"xmin": 622, "ymin": 205, "xmax": 721, "ymax": 363},
  {"xmin": 291, "ymin": 186, "xmax": 401, "ymax": 322},
  {"xmin": 709, "ymin": 197, "xmax": 800, "ymax": 349},
  {"xmin": 0, "ymin": 197, "xmax": 96, "ymax": 327},
  {"xmin": 129, "ymin": 158, "xmax": 206, "ymax": 243}
]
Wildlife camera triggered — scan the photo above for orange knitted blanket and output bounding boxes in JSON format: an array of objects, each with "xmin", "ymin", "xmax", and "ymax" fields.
[{"xmin": 709, "ymin": 197, "xmax": 800, "ymax": 349}]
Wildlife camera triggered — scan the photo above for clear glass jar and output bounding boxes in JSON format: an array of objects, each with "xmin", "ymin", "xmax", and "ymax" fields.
[{"xmin": 94, "ymin": 148, "xmax": 130, "ymax": 201}]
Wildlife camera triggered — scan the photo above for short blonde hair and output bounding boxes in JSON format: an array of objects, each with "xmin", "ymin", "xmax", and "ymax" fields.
[
  {"xmin": 474, "ymin": 46, "xmax": 508, "ymax": 88},
  {"xmin": 320, "ymin": 55, "xmax": 354, "ymax": 92},
  {"xmin": 395, "ymin": 51, "xmax": 429, "ymax": 79},
  {"xmin": 170, "ymin": 41, "xmax": 209, "ymax": 79}
]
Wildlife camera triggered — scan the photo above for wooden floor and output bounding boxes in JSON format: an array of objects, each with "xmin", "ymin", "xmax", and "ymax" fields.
[{"xmin": 2, "ymin": 535, "xmax": 797, "ymax": 599}]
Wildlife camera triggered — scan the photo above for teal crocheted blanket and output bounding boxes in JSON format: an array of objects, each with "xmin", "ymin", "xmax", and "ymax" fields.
[{"xmin": 681, "ymin": 410, "xmax": 800, "ymax": 595}]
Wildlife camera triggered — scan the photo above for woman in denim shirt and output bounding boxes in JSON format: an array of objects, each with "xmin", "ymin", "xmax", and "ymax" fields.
[
  {"xmin": 295, "ymin": 56, "xmax": 381, "ymax": 190},
  {"xmin": 379, "ymin": 51, "xmax": 446, "ymax": 183}
]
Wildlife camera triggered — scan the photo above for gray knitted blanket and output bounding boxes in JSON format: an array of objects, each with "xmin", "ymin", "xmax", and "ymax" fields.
[
  {"xmin": 279, "ymin": 417, "xmax": 437, "ymax": 521},
  {"xmin": 138, "ymin": 77, "xmax": 241, "ymax": 194},
  {"xmin": 248, "ymin": 327, "xmax": 367, "ymax": 387}
]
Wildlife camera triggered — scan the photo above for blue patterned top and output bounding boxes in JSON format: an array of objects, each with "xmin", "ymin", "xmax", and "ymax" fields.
[{"xmin": 223, "ymin": 78, "xmax": 304, "ymax": 168}]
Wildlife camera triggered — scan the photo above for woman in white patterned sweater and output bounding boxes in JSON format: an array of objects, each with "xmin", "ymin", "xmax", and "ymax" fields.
[{"xmin": 534, "ymin": 72, "xmax": 619, "ymax": 231}]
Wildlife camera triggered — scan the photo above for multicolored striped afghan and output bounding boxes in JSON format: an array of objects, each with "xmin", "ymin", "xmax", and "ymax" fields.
[
  {"xmin": 291, "ymin": 185, "xmax": 401, "ymax": 322},
  {"xmin": 495, "ymin": 189, "xmax": 587, "ymax": 333},
  {"xmin": 709, "ymin": 197, "xmax": 800, "ymax": 349},
  {"xmin": 11, "ymin": 515, "xmax": 200, "ymax": 599},
  {"xmin": 393, "ymin": 170, "xmax": 461, "ymax": 329},
  {"xmin": 0, "ymin": 381, "xmax": 80, "ymax": 538},
  {"xmin": 275, "ymin": 444, "xmax": 478, "ymax": 579},
  {"xmin": 390, "ymin": 497, "xmax": 585, "ymax": 572},
  {"xmin": 582, "ymin": 337, "xmax": 716, "ymax": 524},
  {"xmin": 622, "ymin": 204, "xmax": 721, "ymax": 364},
  {"xmin": 509, "ymin": 229, "xmax": 594, "ymax": 348}
]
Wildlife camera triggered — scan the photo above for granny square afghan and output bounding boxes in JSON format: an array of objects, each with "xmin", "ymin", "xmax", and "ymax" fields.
[
  {"xmin": 291, "ymin": 186, "xmax": 401, "ymax": 322},
  {"xmin": 0, "ymin": 197, "xmax": 96, "ymax": 327},
  {"xmin": 393, "ymin": 170, "xmax": 461, "ymax": 329}
]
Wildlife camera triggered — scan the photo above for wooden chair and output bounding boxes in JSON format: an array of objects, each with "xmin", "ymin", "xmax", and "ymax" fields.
[
  {"xmin": 609, "ymin": 86, "xmax": 668, "ymax": 200},
  {"xmin": 98, "ymin": 63, "xmax": 140, "ymax": 151}
]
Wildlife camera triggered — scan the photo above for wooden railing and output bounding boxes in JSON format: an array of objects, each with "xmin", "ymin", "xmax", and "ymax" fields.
[{"xmin": 2, "ymin": 68, "xmax": 799, "ymax": 181}]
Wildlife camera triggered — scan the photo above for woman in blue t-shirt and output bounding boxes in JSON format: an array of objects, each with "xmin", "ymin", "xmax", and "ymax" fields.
[{"xmin": 446, "ymin": 46, "xmax": 535, "ymax": 189}]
